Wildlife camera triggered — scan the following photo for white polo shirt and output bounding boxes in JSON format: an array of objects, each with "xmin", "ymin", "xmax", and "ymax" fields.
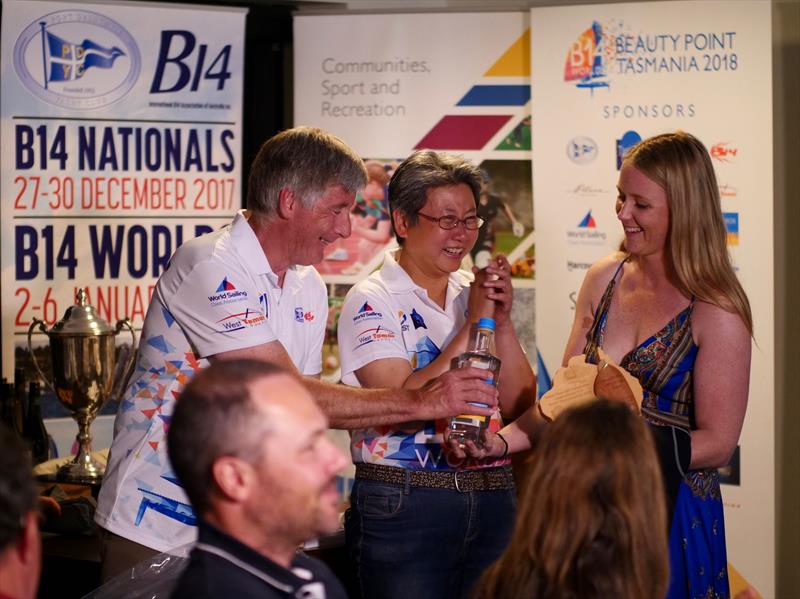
[
  {"xmin": 337, "ymin": 250, "xmax": 508, "ymax": 471},
  {"xmin": 96, "ymin": 211, "xmax": 327, "ymax": 552}
]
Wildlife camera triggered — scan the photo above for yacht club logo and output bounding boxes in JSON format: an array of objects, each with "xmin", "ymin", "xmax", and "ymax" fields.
[
  {"xmin": 567, "ymin": 137, "xmax": 598, "ymax": 164},
  {"xmin": 12, "ymin": 10, "xmax": 141, "ymax": 109}
]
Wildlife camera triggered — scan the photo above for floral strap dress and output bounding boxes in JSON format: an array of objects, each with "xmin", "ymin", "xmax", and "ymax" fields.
[{"xmin": 584, "ymin": 258, "xmax": 730, "ymax": 599}]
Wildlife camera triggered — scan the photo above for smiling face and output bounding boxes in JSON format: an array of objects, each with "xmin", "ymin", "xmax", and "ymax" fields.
[
  {"xmin": 394, "ymin": 183, "xmax": 479, "ymax": 280},
  {"xmin": 616, "ymin": 163, "xmax": 670, "ymax": 259},
  {"xmin": 292, "ymin": 183, "xmax": 356, "ymax": 265},
  {"xmin": 243, "ymin": 375, "xmax": 348, "ymax": 544}
]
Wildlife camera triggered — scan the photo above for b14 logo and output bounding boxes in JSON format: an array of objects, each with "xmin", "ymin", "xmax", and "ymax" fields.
[{"xmin": 150, "ymin": 31, "xmax": 233, "ymax": 94}]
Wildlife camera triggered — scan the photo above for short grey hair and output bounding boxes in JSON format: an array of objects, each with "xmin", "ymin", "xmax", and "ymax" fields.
[
  {"xmin": 388, "ymin": 150, "xmax": 482, "ymax": 245},
  {"xmin": 246, "ymin": 126, "xmax": 368, "ymax": 216}
]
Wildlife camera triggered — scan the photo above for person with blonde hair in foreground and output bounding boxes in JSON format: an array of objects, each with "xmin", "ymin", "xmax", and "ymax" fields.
[{"xmin": 473, "ymin": 400, "xmax": 669, "ymax": 599}]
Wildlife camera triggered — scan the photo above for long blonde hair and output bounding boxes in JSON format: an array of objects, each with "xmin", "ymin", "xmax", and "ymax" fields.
[
  {"xmin": 474, "ymin": 400, "xmax": 669, "ymax": 599},
  {"xmin": 625, "ymin": 131, "xmax": 752, "ymax": 334}
]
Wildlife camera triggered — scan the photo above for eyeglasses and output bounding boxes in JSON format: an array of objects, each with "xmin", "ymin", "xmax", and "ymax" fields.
[{"xmin": 416, "ymin": 212, "xmax": 485, "ymax": 231}]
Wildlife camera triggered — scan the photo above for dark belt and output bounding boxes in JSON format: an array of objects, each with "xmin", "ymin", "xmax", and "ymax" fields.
[{"xmin": 355, "ymin": 462, "xmax": 514, "ymax": 493}]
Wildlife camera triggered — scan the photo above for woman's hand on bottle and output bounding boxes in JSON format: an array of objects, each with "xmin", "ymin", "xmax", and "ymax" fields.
[
  {"xmin": 444, "ymin": 428, "xmax": 506, "ymax": 461},
  {"xmin": 468, "ymin": 267, "xmax": 496, "ymax": 320},
  {"xmin": 483, "ymin": 255, "xmax": 514, "ymax": 326}
]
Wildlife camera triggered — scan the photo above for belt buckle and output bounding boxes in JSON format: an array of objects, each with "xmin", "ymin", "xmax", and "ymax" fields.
[
  {"xmin": 454, "ymin": 470, "xmax": 465, "ymax": 493},
  {"xmin": 453, "ymin": 470, "xmax": 469, "ymax": 493}
]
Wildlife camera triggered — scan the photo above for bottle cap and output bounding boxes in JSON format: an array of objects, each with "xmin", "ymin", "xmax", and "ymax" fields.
[{"xmin": 477, "ymin": 317, "xmax": 495, "ymax": 331}]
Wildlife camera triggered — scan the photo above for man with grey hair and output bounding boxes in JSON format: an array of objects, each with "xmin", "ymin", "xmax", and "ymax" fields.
[
  {"xmin": 168, "ymin": 360, "xmax": 349, "ymax": 599},
  {"xmin": 96, "ymin": 127, "xmax": 498, "ymax": 579}
]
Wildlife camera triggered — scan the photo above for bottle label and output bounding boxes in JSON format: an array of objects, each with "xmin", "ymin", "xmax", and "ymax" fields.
[
  {"xmin": 451, "ymin": 413, "xmax": 490, "ymax": 428},
  {"xmin": 457, "ymin": 356, "xmax": 497, "ymax": 386}
]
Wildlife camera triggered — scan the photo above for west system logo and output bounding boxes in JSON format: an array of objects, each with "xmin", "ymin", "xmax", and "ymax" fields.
[
  {"xmin": 565, "ymin": 20, "xmax": 740, "ymax": 96},
  {"xmin": 216, "ymin": 309, "xmax": 266, "ymax": 333},
  {"xmin": 354, "ymin": 326, "xmax": 397, "ymax": 350},
  {"xmin": 567, "ymin": 210, "xmax": 607, "ymax": 245},
  {"xmin": 13, "ymin": 10, "xmax": 141, "ymax": 109}
]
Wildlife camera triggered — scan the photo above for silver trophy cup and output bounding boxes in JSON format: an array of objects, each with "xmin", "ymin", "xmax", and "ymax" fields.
[{"xmin": 27, "ymin": 289, "xmax": 136, "ymax": 482}]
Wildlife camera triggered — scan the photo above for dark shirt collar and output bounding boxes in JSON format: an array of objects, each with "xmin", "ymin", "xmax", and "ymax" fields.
[{"xmin": 196, "ymin": 520, "xmax": 311, "ymax": 593}]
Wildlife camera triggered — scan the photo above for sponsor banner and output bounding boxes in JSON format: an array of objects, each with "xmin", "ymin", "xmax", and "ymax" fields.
[
  {"xmin": 1, "ymin": 1, "xmax": 246, "ymax": 410},
  {"xmin": 531, "ymin": 1, "xmax": 773, "ymax": 594}
]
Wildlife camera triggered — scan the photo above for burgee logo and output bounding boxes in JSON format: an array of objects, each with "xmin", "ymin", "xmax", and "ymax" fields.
[
  {"xmin": 13, "ymin": 10, "xmax": 141, "ymax": 109},
  {"xmin": 567, "ymin": 137, "xmax": 598, "ymax": 164}
]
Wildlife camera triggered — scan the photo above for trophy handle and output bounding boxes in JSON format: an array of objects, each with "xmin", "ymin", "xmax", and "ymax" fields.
[
  {"xmin": 112, "ymin": 318, "xmax": 138, "ymax": 399},
  {"xmin": 27, "ymin": 319, "xmax": 54, "ymax": 392}
]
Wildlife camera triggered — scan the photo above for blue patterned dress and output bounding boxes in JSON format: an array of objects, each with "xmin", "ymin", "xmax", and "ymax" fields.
[{"xmin": 584, "ymin": 259, "xmax": 730, "ymax": 599}]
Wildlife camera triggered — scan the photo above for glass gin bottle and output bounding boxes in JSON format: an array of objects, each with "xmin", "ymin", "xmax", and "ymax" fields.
[{"xmin": 448, "ymin": 317, "xmax": 501, "ymax": 447}]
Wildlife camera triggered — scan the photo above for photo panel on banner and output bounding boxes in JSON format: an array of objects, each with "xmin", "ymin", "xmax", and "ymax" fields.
[
  {"xmin": 1, "ymin": 0, "xmax": 246, "ymax": 454},
  {"xmin": 530, "ymin": 1, "xmax": 773, "ymax": 595}
]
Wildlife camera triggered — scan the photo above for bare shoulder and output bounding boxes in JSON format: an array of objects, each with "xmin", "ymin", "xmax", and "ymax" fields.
[
  {"xmin": 582, "ymin": 252, "xmax": 627, "ymax": 295},
  {"xmin": 691, "ymin": 300, "xmax": 751, "ymax": 347}
]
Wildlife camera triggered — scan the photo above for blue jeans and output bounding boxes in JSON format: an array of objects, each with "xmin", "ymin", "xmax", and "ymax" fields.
[{"xmin": 345, "ymin": 477, "xmax": 517, "ymax": 599}]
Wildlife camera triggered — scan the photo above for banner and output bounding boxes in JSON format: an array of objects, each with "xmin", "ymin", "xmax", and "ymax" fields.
[
  {"xmin": 531, "ymin": 1, "xmax": 773, "ymax": 594},
  {"xmin": 295, "ymin": 12, "xmax": 535, "ymax": 383},
  {"xmin": 1, "ymin": 1, "xmax": 246, "ymax": 423}
]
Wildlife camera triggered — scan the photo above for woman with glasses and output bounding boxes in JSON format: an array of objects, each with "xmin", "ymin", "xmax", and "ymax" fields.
[{"xmin": 337, "ymin": 150, "xmax": 535, "ymax": 599}]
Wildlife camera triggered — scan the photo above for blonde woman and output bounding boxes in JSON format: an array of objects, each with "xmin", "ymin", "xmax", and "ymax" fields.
[{"xmin": 457, "ymin": 132, "xmax": 751, "ymax": 599}]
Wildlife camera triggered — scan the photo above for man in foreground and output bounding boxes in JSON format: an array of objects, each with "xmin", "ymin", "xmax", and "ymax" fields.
[{"xmin": 168, "ymin": 360, "xmax": 349, "ymax": 599}]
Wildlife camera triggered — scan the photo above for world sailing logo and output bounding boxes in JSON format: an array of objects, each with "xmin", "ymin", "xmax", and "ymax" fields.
[
  {"xmin": 564, "ymin": 21, "xmax": 611, "ymax": 96},
  {"xmin": 12, "ymin": 10, "xmax": 141, "ymax": 109}
]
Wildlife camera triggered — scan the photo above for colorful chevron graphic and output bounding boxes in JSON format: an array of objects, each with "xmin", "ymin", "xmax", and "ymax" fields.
[{"xmin": 415, "ymin": 29, "xmax": 531, "ymax": 150}]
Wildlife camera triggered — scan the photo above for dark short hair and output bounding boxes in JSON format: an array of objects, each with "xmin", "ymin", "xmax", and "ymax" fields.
[
  {"xmin": 0, "ymin": 423, "xmax": 37, "ymax": 551},
  {"xmin": 246, "ymin": 126, "xmax": 367, "ymax": 217},
  {"xmin": 387, "ymin": 150, "xmax": 482, "ymax": 245},
  {"xmin": 167, "ymin": 360, "xmax": 290, "ymax": 515}
]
